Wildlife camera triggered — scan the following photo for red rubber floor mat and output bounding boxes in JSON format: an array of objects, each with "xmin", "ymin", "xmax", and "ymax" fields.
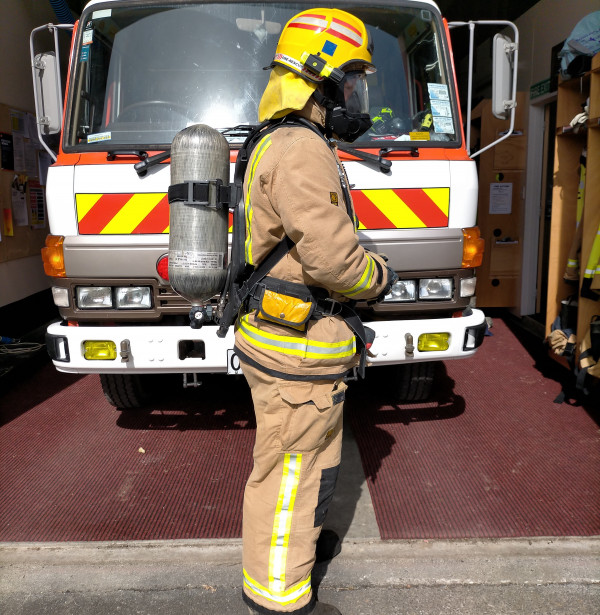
[
  {"xmin": 347, "ymin": 318, "xmax": 600, "ymax": 539},
  {"xmin": 0, "ymin": 369, "xmax": 255, "ymax": 541},
  {"xmin": 1, "ymin": 317, "xmax": 598, "ymax": 542}
]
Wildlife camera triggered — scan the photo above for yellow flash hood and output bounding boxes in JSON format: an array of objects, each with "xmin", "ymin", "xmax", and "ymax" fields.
[{"xmin": 258, "ymin": 66, "xmax": 318, "ymax": 121}]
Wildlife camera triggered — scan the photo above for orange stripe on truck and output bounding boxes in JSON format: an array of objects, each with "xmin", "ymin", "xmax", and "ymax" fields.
[{"xmin": 76, "ymin": 188, "xmax": 449, "ymax": 234}]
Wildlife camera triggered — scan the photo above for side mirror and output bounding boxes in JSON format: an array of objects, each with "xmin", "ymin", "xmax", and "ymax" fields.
[
  {"xmin": 492, "ymin": 34, "xmax": 516, "ymax": 120},
  {"xmin": 32, "ymin": 52, "xmax": 62, "ymax": 135}
]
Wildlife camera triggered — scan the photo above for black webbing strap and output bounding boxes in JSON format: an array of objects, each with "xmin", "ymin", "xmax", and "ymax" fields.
[
  {"xmin": 217, "ymin": 236, "xmax": 294, "ymax": 337},
  {"xmin": 167, "ymin": 179, "xmax": 233, "ymax": 208}
]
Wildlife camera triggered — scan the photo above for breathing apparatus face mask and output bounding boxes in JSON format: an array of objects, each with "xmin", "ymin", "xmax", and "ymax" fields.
[{"xmin": 322, "ymin": 70, "xmax": 372, "ymax": 142}]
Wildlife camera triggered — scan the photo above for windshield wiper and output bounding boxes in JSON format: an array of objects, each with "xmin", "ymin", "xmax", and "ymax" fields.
[
  {"xmin": 107, "ymin": 150, "xmax": 147, "ymax": 161},
  {"xmin": 131, "ymin": 126, "xmax": 257, "ymax": 178},
  {"xmin": 336, "ymin": 142, "xmax": 393, "ymax": 174},
  {"xmin": 378, "ymin": 145, "xmax": 420, "ymax": 157},
  {"xmin": 133, "ymin": 150, "xmax": 171, "ymax": 177}
]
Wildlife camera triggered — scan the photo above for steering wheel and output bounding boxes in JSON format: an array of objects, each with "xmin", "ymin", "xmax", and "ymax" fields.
[{"xmin": 118, "ymin": 100, "xmax": 195, "ymax": 122}]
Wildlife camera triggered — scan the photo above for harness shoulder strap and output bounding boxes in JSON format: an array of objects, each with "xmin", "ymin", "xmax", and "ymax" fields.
[{"xmin": 217, "ymin": 116, "xmax": 357, "ymax": 340}]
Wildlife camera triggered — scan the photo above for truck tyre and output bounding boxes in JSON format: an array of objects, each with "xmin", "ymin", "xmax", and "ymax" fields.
[
  {"xmin": 99, "ymin": 374, "xmax": 152, "ymax": 409},
  {"xmin": 395, "ymin": 361, "xmax": 437, "ymax": 402}
]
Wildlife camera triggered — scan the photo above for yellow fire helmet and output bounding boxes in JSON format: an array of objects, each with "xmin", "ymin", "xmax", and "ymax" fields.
[{"xmin": 268, "ymin": 8, "xmax": 375, "ymax": 84}]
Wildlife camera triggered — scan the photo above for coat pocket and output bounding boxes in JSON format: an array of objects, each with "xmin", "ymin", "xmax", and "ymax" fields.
[{"xmin": 277, "ymin": 380, "xmax": 347, "ymax": 452}]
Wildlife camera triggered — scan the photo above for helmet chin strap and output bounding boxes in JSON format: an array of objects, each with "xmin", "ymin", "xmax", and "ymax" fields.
[{"xmin": 312, "ymin": 86, "xmax": 372, "ymax": 143}]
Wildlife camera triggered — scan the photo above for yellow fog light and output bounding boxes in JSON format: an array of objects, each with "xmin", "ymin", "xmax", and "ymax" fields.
[
  {"xmin": 418, "ymin": 333, "xmax": 450, "ymax": 352},
  {"xmin": 83, "ymin": 340, "xmax": 117, "ymax": 360}
]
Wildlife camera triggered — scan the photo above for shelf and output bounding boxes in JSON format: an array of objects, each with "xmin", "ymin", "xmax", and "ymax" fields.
[
  {"xmin": 558, "ymin": 73, "xmax": 590, "ymax": 91},
  {"xmin": 556, "ymin": 125, "xmax": 587, "ymax": 136},
  {"xmin": 546, "ymin": 51, "xmax": 600, "ymax": 388}
]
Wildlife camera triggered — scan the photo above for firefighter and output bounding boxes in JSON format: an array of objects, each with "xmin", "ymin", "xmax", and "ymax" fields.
[{"xmin": 235, "ymin": 8, "xmax": 396, "ymax": 615}]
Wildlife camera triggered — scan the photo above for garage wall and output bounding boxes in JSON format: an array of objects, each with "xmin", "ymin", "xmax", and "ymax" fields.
[
  {"xmin": 517, "ymin": 0, "xmax": 598, "ymax": 316},
  {"xmin": 515, "ymin": 0, "xmax": 598, "ymax": 89},
  {"xmin": 0, "ymin": 1, "xmax": 66, "ymax": 307}
]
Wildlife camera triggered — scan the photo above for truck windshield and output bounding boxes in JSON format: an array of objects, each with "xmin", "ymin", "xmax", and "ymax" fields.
[{"xmin": 65, "ymin": 1, "xmax": 459, "ymax": 150}]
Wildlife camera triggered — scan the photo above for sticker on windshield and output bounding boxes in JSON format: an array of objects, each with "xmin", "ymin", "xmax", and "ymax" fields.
[
  {"xmin": 430, "ymin": 99, "xmax": 451, "ymax": 117},
  {"xmin": 427, "ymin": 83, "xmax": 449, "ymax": 101},
  {"xmin": 92, "ymin": 9, "xmax": 112, "ymax": 20},
  {"xmin": 432, "ymin": 116, "xmax": 454, "ymax": 134},
  {"xmin": 87, "ymin": 132, "xmax": 111, "ymax": 143},
  {"xmin": 82, "ymin": 29, "xmax": 93, "ymax": 46},
  {"xmin": 427, "ymin": 84, "xmax": 454, "ymax": 134}
]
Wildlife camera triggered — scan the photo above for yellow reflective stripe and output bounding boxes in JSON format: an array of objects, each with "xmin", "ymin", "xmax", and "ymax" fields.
[
  {"xmin": 100, "ymin": 193, "xmax": 165, "ymax": 234},
  {"xmin": 423, "ymin": 187, "xmax": 450, "ymax": 218},
  {"xmin": 243, "ymin": 569, "xmax": 311, "ymax": 605},
  {"xmin": 76, "ymin": 194, "xmax": 102, "ymax": 222},
  {"xmin": 362, "ymin": 188, "xmax": 426, "ymax": 228},
  {"xmin": 584, "ymin": 228, "xmax": 600, "ymax": 279},
  {"xmin": 269, "ymin": 453, "xmax": 302, "ymax": 592},
  {"xmin": 245, "ymin": 134, "xmax": 272, "ymax": 265},
  {"xmin": 341, "ymin": 254, "xmax": 375, "ymax": 298},
  {"xmin": 239, "ymin": 315, "xmax": 356, "ymax": 359}
]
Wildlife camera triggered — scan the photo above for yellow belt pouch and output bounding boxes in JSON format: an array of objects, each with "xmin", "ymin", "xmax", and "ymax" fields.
[{"xmin": 257, "ymin": 288, "xmax": 315, "ymax": 331}]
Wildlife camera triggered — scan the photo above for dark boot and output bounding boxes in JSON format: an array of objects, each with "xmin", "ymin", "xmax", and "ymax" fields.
[{"xmin": 315, "ymin": 529, "xmax": 342, "ymax": 563}]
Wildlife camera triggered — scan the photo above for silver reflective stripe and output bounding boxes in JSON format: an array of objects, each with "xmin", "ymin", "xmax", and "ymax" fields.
[
  {"xmin": 342, "ymin": 254, "xmax": 374, "ymax": 298},
  {"xmin": 243, "ymin": 569, "xmax": 311, "ymax": 606},
  {"xmin": 270, "ymin": 453, "xmax": 302, "ymax": 591},
  {"xmin": 239, "ymin": 316, "xmax": 356, "ymax": 359}
]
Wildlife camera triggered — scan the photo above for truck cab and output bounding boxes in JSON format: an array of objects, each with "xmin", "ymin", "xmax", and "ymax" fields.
[{"xmin": 33, "ymin": 1, "xmax": 517, "ymax": 407}]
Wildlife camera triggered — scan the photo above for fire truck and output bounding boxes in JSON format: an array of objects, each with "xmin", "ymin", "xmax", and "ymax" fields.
[{"xmin": 31, "ymin": 0, "xmax": 518, "ymax": 408}]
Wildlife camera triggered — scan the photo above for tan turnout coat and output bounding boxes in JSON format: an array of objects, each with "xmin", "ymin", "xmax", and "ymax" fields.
[{"xmin": 233, "ymin": 100, "xmax": 389, "ymax": 380}]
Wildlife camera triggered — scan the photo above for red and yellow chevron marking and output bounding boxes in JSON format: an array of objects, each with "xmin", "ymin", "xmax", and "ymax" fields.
[
  {"xmin": 352, "ymin": 188, "xmax": 449, "ymax": 229},
  {"xmin": 76, "ymin": 188, "xmax": 449, "ymax": 235},
  {"xmin": 77, "ymin": 193, "xmax": 170, "ymax": 235}
]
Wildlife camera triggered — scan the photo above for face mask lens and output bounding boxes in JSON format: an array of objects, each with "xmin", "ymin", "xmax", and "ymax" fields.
[{"xmin": 342, "ymin": 73, "xmax": 369, "ymax": 114}]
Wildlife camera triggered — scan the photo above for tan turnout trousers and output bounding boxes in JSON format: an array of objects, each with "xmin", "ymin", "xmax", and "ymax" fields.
[{"xmin": 241, "ymin": 361, "xmax": 346, "ymax": 614}]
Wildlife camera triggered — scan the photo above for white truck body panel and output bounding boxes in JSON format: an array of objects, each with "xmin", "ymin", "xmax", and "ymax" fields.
[{"xmin": 47, "ymin": 307, "xmax": 485, "ymax": 374}]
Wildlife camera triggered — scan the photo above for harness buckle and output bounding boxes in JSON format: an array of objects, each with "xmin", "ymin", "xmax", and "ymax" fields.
[
  {"xmin": 318, "ymin": 297, "xmax": 341, "ymax": 317},
  {"xmin": 250, "ymin": 282, "xmax": 266, "ymax": 302}
]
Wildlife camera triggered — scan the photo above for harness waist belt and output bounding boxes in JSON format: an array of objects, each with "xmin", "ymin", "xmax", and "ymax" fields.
[{"xmin": 247, "ymin": 277, "xmax": 342, "ymax": 318}]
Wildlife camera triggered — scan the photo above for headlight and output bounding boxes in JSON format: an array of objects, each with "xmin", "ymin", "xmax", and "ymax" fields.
[
  {"xmin": 384, "ymin": 280, "xmax": 416, "ymax": 302},
  {"xmin": 460, "ymin": 277, "xmax": 477, "ymax": 297},
  {"xmin": 76, "ymin": 286, "xmax": 113, "ymax": 309},
  {"xmin": 51, "ymin": 286, "xmax": 70, "ymax": 307},
  {"xmin": 116, "ymin": 286, "xmax": 152, "ymax": 309},
  {"xmin": 419, "ymin": 278, "xmax": 453, "ymax": 300}
]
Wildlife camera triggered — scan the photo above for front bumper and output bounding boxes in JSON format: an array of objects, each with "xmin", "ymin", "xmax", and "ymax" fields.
[{"xmin": 45, "ymin": 308, "xmax": 486, "ymax": 375}]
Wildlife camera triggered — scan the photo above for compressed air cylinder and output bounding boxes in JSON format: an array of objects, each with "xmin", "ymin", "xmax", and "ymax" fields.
[{"xmin": 168, "ymin": 124, "xmax": 229, "ymax": 306}]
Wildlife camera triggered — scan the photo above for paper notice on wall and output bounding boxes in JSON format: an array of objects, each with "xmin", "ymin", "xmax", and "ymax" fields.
[
  {"xmin": 489, "ymin": 182, "xmax": 513, "ymax": 214},
  {"xmin": 29, "ymin": 181, "xmax": 46, "ymax": 228},
  {"xmin": 12, "ymin": 187, "xmax": 28, "ymax": 225},
  {"xmin": 12, "ymin": 134, "xmax": 25, "ymax": 171},
  {"xmin": 24, "ymin": 143, "xmax": 38, "ymax": 178},
  {"xmin": 26, "ymin": 113, "xmax": 41, "ymax": 147}
]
